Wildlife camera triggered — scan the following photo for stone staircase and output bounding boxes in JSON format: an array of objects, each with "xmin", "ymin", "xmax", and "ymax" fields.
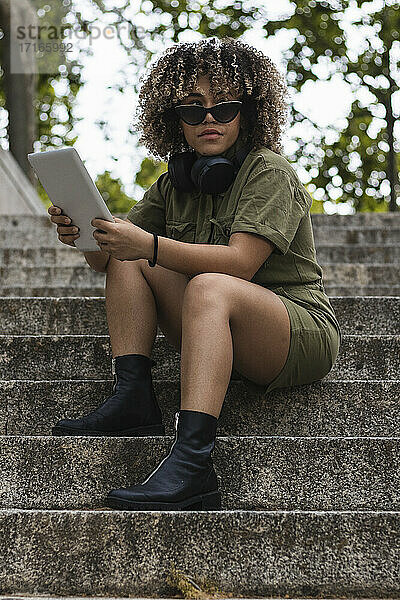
[{"xmin": 0, "ymin": 212, "xmax": 399, "ymax": 598}]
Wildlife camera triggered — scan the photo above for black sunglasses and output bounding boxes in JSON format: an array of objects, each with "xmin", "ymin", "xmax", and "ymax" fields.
[{"xmin": 174, "ymin": 100, "xmax": 242, "ymax": 126}]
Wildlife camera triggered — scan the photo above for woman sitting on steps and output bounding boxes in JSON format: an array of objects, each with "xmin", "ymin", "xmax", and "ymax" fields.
[{"xmin": 48, "ymin": 36, "xmax": 342, "ymax": 512}]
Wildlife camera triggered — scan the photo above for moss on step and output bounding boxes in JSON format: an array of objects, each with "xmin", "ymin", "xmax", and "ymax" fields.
[{"xmin": 166, "ymin": 562, "xmax": 238, "ymax": 599}]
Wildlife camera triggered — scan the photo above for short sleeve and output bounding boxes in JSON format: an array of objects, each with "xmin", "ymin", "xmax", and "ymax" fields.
[
  {"xmin": 126, "ymin": 172, "xmax": 167, "ymax": 236},
  {"xmin": 230, "ymin": 166, "xmax": 311, "ymax": 256}
]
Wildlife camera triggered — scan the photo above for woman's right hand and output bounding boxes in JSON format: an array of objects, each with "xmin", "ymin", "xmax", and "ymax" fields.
[{"xmin": 48, "ymin": 205, "xmax": 80, "ymax": 247}]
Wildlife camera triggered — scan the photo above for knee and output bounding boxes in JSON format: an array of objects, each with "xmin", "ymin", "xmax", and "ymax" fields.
[
  {"xmin": 183, "ymin": 273, "xmax": 230, "ymax": 310},
  {"xmin": 106, "ymin": 256, "xmax": 144, "ymax": 278}
]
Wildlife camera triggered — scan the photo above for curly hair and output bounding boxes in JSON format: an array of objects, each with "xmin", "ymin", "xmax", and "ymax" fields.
[{"xmin": 133, "ymin": 36, "xmax": 290, "ymax": 161}]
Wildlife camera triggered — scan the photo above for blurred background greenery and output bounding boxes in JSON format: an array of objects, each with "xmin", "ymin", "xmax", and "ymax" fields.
[{"xmin": 0, "ymin": 0, "xmax": 399, "ymax": 214}]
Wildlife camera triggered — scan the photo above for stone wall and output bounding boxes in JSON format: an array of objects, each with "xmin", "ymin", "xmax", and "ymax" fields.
[{"xmin": 0, "ymin": 148, "xmax": 46, "ymax": 215}]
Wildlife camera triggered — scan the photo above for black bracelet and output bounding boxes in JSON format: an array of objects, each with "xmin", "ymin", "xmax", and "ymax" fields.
[{"xmin": 148, "ymin": 233, "xmax": 158, "ymax": 267}]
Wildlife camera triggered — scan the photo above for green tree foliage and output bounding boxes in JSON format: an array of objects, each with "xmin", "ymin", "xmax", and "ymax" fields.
[
  {"xmin": 264, "ymin": 0, "xmax": 400, "ymax": 211},
  {"xmin": 127, "ymin": 0, "xmax": 399, "ymax": 212},
  {"xmin": 0, "ymin": 1, "xmax": 86, "ymax": 152},
  {"xmin": 4, "ymin": 0, "xmax": 398, "ymax": 213},
  {"xmin": 95, "ymin": 170, "xmax": 135, "ymax": 214},
  {"xmin": 1, "ymin": 0, "xmax": 260, "ymax": 209},
  {"xmin": 135, "ymin": 157, "xmax": 167, "ymax": 190},
  {"xmin": 35, "ymin": 70, "xmax": 81, "ymax": 151}
]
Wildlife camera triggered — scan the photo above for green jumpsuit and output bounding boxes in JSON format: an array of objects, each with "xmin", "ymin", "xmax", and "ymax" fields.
[{"xmin": 127, "ymin": 130, "xmax": 342, "ymax": 396}]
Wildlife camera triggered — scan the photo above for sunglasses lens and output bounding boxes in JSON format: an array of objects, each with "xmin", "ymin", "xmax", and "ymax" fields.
[
  {"xmin": 175, "ymin": 101, "xmax": 241, "ymax": 125},
  {"xmin": 212, "ymin": 102, "xmax": 240, "ymax": 122},
  {"xmin": 176, "ymin": 105, "xmax": 205, "ymax": 125}
]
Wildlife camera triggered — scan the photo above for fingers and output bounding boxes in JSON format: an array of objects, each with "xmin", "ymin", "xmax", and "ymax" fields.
[
  {"xmin": 48, "ymin": 205, "xmax": 80, "ymax": 246},
  {"xmin": 48, "ymin": 205, "xmax": 71, "ymax": 225},
  {"xmin": 91, "ymin": 217, "xmax": 115, "ymax": 229}
]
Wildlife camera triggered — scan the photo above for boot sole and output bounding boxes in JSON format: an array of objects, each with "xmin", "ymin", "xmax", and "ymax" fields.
[
  {"xmin": 105, "ymin": 490, "xmax": 222, "ymax": 511},
  {"xmin": 51, "ymin": 424, "xmax": 165, "ymax": 437}
]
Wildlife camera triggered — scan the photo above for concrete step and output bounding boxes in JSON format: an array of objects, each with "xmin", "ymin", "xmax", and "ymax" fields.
[
  {"xmin": 0, "ymin": 285, "xmax": 106, "ymax": 297},
  {"xmin": 0, "ymin": 296, "xmax": 398, "ymax": 336},
  {"xmin": 2, "ymin": 211, "xmax": 399, "ymax": 228},
  {"xmin": 0, "ymin": 509, "xmax": 398, "ymax": 597},
  {"xmin": 0, "ymin": 214, "xmax": 126, "ymax": 233},
  {"xmin": 1, "ymin": 211, "xmax": 398, "ymax": 231},
  {"xmin": 0, "ymin": 264, "xmax": 398, "ymax": 291},
  {"xmin": 0, "ymin": 231, "xmax": 70, "ymax": 247},
  {"xmin": 313, "ymin": 226, "xmax": 400, "ymax": 245},
  {"xmin": 2, "ymin": 435, "xmax": 400, "ymax": 510},
  {"xmin": 0, "ymin": 597, "xmax": 379, "ymax": 600},
  {"xmin": 0, "ymin": 230, "xmax": 59, "ymax": 248},
  {"xmin": 0, "ymin": 247, "xmax": 87, "ymax": 267},
  {"xmin": 1, "ymin": 284, "xmax": 400, "ymax": 297},
  {"xmin": 2, "ymin": 208, "xmax": 398, "ymax": 600},
  {"xmin": 0, "ymin": 226, "xmax": 399, "ymax": 249},
  {"xmin": 322, "ymin": 263, "xmax": 400, "ymax": 285},
  {"xmin": 0, "ymin": 598, "xmax": 254, "ymax": 600},
  {"xmin": 0, "ymin": 598, "xmax": 229, "ymax": 600},
  {"xmin": 0, "ymin": 265, "xmax": 105, "ymax": 287},
  {"xmin": 322, "ymin": 284, "xmax": 400, "ymax": 296},
  {"xmin": 316, "ymin": 245, "xmax": 400, "ymax": 263},
  {"xmin": 0, "ymin": 598, "xmax": 331, "ymax": 600},
  {"xmin": 0, "ymin": 245, "xmax": 399, "ymax": 267},
  {"xmin": 0, "ymin": 598, "xmax": 218, "ymax": 600},
  {"xmin": 0, "ymin": 598, "xmax": 335, "ymax": 600},
  {"xmin": 0, "ymin": 334, "xmax": 398, "ymax": 381},
  {"xmin": 310, "ymin": 212, "xmax": 400, "ymax": 227},
  {"xmin": 1, "ymin": 379, "xmax": 398, "ymax": 437},
  {"xmin": 0, "ymin": 597, "xmax": 386, "ymax": 600}
]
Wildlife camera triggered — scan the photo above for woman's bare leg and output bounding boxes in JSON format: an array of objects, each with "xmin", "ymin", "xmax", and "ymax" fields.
[
  {"xmin": 105, "ymin": 257, "xmax": 158, "ymax": 358},
  {"xmin": 106, "ymin": 261, "xmax": 290, "ymax": 421},
  {"xmin": 180, "ymin": 273, "xmax": 291, "ymax": 418},
  {"xmin": 105, "ymin": 256, "xmax": 190, "ymax": 358}
]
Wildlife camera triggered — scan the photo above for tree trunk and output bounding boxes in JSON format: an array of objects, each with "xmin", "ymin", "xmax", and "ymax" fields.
[{"xmin": 0, "ymin": 0, "xmax": 38, "ymax": 186}]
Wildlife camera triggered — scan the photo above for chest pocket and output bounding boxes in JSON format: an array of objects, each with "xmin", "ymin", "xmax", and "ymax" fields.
[
  {"xmin": 209, "ymin": 217, "xmax": 234, "ymax": 244},
  {"xmin": 166, "ymin": 221, "xmax": 196, "ymax": 242}
]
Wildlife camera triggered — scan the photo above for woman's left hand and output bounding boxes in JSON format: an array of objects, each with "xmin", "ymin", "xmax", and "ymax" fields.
[{"xmin": 91, "ymin": 217, "xmax": 153, "ymax": 262}]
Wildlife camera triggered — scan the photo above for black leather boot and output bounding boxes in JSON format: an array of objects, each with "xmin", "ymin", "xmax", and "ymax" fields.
[
  {"xmin": 52, "ymin": 354, "xmax": 165, "ymax": 436},
  {"xmin": 105, "ymin": 408, "xmax": 221, "ymax": 510}
]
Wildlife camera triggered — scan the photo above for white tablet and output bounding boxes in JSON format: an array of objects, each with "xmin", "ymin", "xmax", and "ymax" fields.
[{"xmin": 27, "ymin": 147, "xmax": 115, "ymax": 252}]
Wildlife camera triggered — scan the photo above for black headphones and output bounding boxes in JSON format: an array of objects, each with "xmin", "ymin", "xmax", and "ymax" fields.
[{"xmin": 168, "ymin": 144, "xmax": 252, "ymax": 195}]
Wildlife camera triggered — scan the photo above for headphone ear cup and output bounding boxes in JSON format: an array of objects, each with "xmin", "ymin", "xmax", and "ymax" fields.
[
  {"xmin": 168, "ymin": 151, "xmax": 197, "ymax": 192},
  {"xmin": 191, "ymin": 156, "xmax": 235, "ymax": 195}
]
